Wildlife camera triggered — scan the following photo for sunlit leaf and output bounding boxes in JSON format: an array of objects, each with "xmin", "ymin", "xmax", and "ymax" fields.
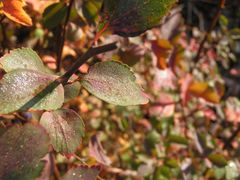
[
  {"xmin": 188, "ymin": 82, "xmax": 208, "ymax": 95},
  {"xmin": 0, "ymin": 48, "xmax": 48, "ymax": 73},
  {"xmin": 102, "ymin": 0, "xmax": 176, "ymax": 37},
  {"xmin": 1, "ymin": 0, "xmax": 32, "ymax": 26},
  {"xmin": 80, "ymin": 61, "xmax": 149, "ymax": 106},
  {"xmin": 0, "ymin": 69, "xmax": 64, "ymax": 114},
  {"xmin": 0, "ymin": 123, "xmax": 50, "ymax": 179},
  {"xmin": 40, "ymin": 109, "xmax": 85, "ymax": 154},
  {"xmin": 225, "ymin": 161, "xmax": 239, "ymax": 180},
  {"xmin": 188, "ymin": 81, "xmax": 224, "ymax": 103}
]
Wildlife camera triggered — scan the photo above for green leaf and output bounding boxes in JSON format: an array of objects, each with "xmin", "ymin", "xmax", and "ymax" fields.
[
  {"xmin": 102, "ymin": 0, "xmax": 176, "ymax": 37},
  {"xmin": 64, "ymin": 82, "xmax": 81, "ymax": 102},
  {"xmin": 208, "ymin": 153, "xmax": 228, "ymax": 167},
  {"xmin": 40, "ymin": 109, "xmax": 85, "ymax": 154},
  {"xmin": 167, "ymin": 135, "xmax": 188, "ymax": 145},
  {"xmin": 80, "ymin": 61, "xmax": 149, "ymax": 106},
  {"xmin": 42, "ymin": 2, "xmax": 68, "ymax": 29},
  {"xmin": 0, "ymin": 48, "xmax": 48, "ymax": 73},
  {"xmin": 0, "ymin": 123, "xmax": 50, "ymax": 180},
  {"xmin": 0, "ymin": 69, "xmax": 64, "ymax": 114},
  {"xmin": 146, "ymin": 130, "xmax": 160, "ymax": 146},
  {"xmin": 82, "ymin": 0, "xmax": 103, "ymax": 23},
  {"xmin": 62, "ymin": 165, "xmax": 100, "ymax": 180}
]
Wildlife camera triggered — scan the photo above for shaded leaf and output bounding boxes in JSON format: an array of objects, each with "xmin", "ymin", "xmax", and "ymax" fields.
[
  {"xmin": 80, "ymin": 61, "xmax": 149, "ymax": 106},
  {"xmin": 40, "ymin": 109, "xmax": 85, "ymax": 154},
  {"xmin": 1, "ymin": 0, "xmax": 32, "ymax": 26},
  {"xmin": 82, "ymin": 0, "xmax": 103, "ymax": 23},
  {"xmin": 102, "ymin": 0, "xmax": 176, "ymax": 37},
  {"xmin": 42, "ymin": 2, "xmax": 67, "ymax": 29},
  {"xmin": 0, "ymin": 123, "xmax": 50, "ymax": 180},
  {"xmin": 167, "ymin": 135, "xmax": 188, "ymax": 145},
  {"xmin": 0, "ymin": 48, "xmax": 48, "ymax": 73},
  {"xmin": 89, "ymin": 134, "xmax": 111, "ymax": 166},
  {"xmin": 0, "ymin": 69, "xmax": 64, "ymax": 114},
  {"xmin": 62, "ymin": 165, "xmax": 100, "ymax": 180},
  {"xmin": 208, "ymin": 153, "xmax": 228, "ymax": 167},
  {"xmin": 64, "ymin": 82, "xmax": 81, "ymax": 102},
  {"xmin": 145, "ymin": 130, "xmax": 161, "ymax": 147},
  {"xmin": 119, "ymin": 45, "xmax": 145, "ymax": 66}
]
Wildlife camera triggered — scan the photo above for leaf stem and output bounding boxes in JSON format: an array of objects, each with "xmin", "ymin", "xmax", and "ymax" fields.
[
  {"xmin": 59, "ymin": 42, "xmax": 118, "ymax": 84},
  {"xmin": 56, "ymin": 0, "xmax": 74, "ymax": 72}
]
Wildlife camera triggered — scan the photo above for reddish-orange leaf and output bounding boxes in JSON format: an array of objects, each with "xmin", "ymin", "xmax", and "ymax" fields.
[
  {"xmin": 152, "ymin": 39, "xmax": 172, "ymax": 70},
  {"xmin": 2, "ymin": 0, "xmax": 32, "ymax": 26}
]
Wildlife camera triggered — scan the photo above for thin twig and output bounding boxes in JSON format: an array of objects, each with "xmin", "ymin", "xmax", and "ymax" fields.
[
  {"xmin": 52, "ymin": 153, "xmax": 61, "ymax": 180},
  {"xmin": 0, "ymin": 21, "xmax": 8, "ymax": 53},
  {"xmin": 56, "ymin": 0, "xmax": 75, "ymax": 72},
  {"xmin": 194, "ymin": 0, "xmax": 226, "ymax": 62}
]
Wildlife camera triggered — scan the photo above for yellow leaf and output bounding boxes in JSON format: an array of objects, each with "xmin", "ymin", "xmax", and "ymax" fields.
[
  {"xmin": 2, "ymin": 0, "xmax": 32, "ymax": 26},
  {"xmin": 201, "ymin": 88, "xmax": 221, "ymax": 104},
  {"xmin": 189, "ymin": 82, "xmax": 208, "ymax": 95},
  {"xmin": 189, "ymin": 81, "xmax": 223, "ymax": 103}
]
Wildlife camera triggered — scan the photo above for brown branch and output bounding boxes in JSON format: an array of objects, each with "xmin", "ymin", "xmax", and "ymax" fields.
[
  {"xmin": 19, "ymin": 42, "xmax": 118, "ymax": 110},
  {"xmin": 194, "ymin": 0, "xmax": 226, "ymax": 62},
  {"xmin": 56, "ymin": 0, "xmax": 74, "ymax": 72}
]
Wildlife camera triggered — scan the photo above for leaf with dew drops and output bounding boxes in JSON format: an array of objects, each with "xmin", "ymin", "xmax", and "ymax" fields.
[
  {"xmin": 0, "ymin": 69, "xmax": 64, "ymax": 114},
  {"xmin": 80, "ymin": 61, "xmax": 149, "ymax": 106},
  {"xmin": 0, "ymin": 48, "xmax": 50, "ymax": 73}
]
